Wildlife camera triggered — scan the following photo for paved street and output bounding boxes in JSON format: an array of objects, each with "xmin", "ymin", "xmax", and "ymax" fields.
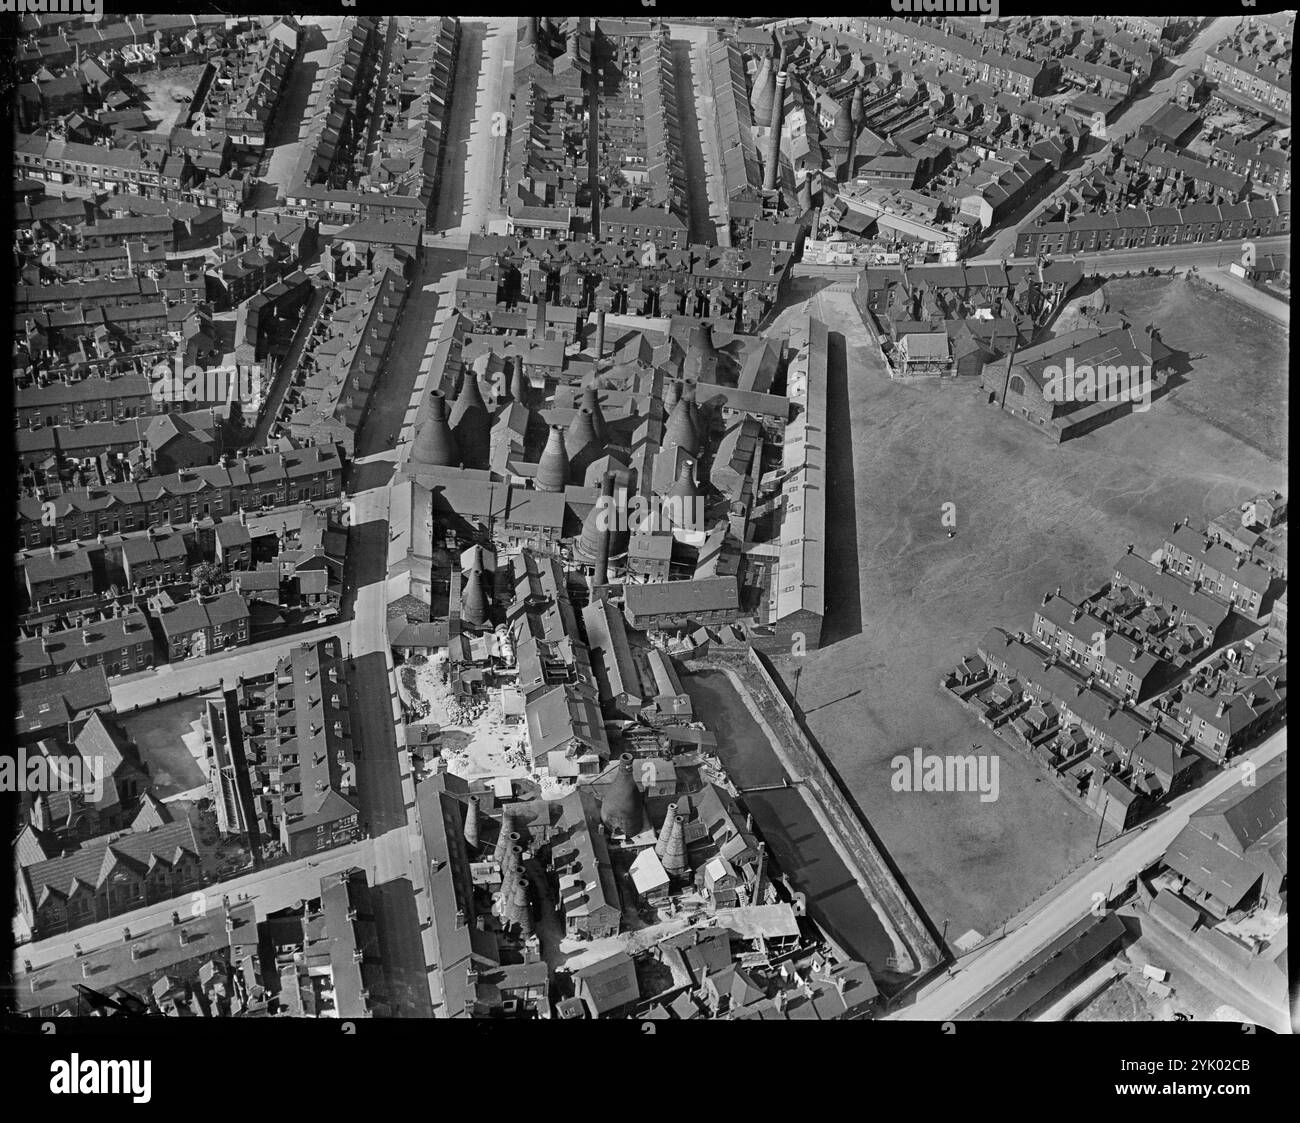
[
  {"xmin": 347, "ymin": 245, "xmax": 466, "ymax": 493},
  {"xmin": 891, "ymin": 731, "xmax": 1287, "ymax": 1021},
  {"xmin": 666, "ymin": 22, "xmax": 733, "ymax": 245},
  {"xmin": 1056, "ymin": 235, "xmax": 1290, "ymax": 273},
  {"xmin": 794, "ymin": 234, "xmax": 1291, "ymax": 284},
  {"xmin": 110, "ymin": 621, "xmax": 350, "ymax": 710},
  {"xmin": 257, "ymin": 17, "xmax": 347, "ymax": 209},
  {"xmin": 21, "ymin": 838, "xmax": 375, "ymax": 971},
  {"xmin": 667, "ymin": 31, "xmax": 720, "ymax": 246},
  {"xmin": 434, "ymin": 18, "xmax": 514, "ymax": 235}
]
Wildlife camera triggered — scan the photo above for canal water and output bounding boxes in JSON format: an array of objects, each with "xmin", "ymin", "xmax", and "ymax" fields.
[{"xmin": 684, "ymin": 670, "xmax": 895, "ymax": 973}]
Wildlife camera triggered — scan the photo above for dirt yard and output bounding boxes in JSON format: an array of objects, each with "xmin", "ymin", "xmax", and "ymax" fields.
[
  {"xmin": 402, "ymin": 654, "xmax": 532, "ymax": 787},
  {"xmin": 136, "ymin": 65, "xmax": 209, "ymax": 135},
  {"xmin": 759, "ymin": 280, "xmax": 1288, "ymax": 946}
]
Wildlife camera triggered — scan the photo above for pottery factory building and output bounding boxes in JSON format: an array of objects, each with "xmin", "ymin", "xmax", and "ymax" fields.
[{"xmin": 385, "ymin": 310, "xmax": 829, "ymax": 658}]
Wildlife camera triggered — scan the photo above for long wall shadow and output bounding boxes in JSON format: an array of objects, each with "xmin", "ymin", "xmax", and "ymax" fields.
[
  {"xmin": 758, "ymin": 659, "xmax": 950, "ymax": 979},
  {"xmin": 349, "ymin": 649, "xmax": 409, "ymax": 837},
  {"xmin": 431, "ymin": 24, "xmax": 484, "ymax": 233},
  {"xmin": 369, "ymin": 878, "xmax": 435, "ymax": 1017},
  {"xmin": 819, "ymin": 328, "xmax": 863, "ymax": 646}
]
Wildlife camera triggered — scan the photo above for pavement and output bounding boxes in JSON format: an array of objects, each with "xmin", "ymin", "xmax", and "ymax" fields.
[
  {"xmin": 890, "ymin": 731, "xmax": 1287, "ymax": 1021},
  {"xmin": 1204, "ymin": 265, "xmax": 1290, "ymax": 325}
]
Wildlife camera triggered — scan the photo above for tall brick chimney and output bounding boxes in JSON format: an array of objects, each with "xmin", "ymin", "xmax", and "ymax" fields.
[{"xmin": 762, "ymin": 49, "xmax": 789, "ymax": 192}]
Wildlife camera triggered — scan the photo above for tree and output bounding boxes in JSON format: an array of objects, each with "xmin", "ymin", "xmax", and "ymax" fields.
[{"xmin": 193, "ymin": 562, "xmax": 225, "ymax": 593}]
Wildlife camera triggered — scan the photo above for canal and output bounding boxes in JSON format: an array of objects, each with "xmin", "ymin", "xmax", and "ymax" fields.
[{"xmin": 683, "ymin": 669, "xmax": 895, "ymax": 973}]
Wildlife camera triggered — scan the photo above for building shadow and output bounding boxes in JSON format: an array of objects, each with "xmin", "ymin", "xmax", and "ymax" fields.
[
  {"xmin": 819, "ymin": 329, "xmax": 862, "ymax": 646},
  {"xmin": 369, "ymin": 877, "xmax": 436, "ymax": 1017}
]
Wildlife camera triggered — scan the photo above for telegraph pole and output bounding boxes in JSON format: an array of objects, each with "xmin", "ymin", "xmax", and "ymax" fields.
[{"xmin": 1094, "ymin": 790, "xmax": 1108, "ymax": 850}]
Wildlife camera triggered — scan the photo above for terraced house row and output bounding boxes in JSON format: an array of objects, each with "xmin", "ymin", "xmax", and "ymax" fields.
[
  {"xmin": 187, "ymin": 20, "xmax": 299, "ymax": 149},
  {"xmin": 13, "ymin": 12, "xmax": 229, "ymax": 77},
  {"xmin": 1202, "ymin": 42, "xmax": 1292, "ymax": 121},
  {"xmin": 291, "ymin": 15, "xmax": 384, "ymax": 189},
  {"xmin": 18, "ymin": 444, "xmax": 345, "ymax": 549},
  {"xmin": 1014, "ymin": 193, "xmax": 1290, "ymax": 257},
  {"xmin": 465, "ymin": 235, "xmax": 793, "ymax": 311},
  {"xmin": 13, "ymin": 132, "xmax": 250, "ymax": 213},
  {"xmin": 855, "ymin": 17, "xmax": 1060, "ymax": 98}
]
